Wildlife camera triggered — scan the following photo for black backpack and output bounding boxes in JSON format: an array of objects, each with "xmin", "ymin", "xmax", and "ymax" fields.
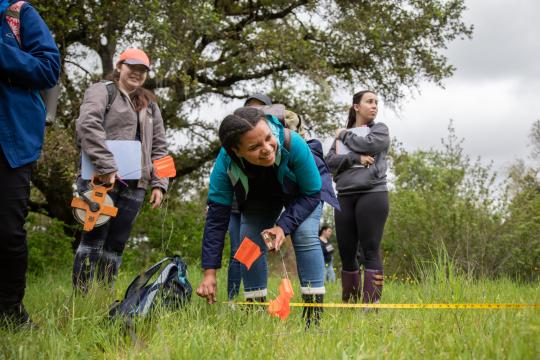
[{"xmin": 109, "ymin": 255, "xmax": 192, "ymax": 319}]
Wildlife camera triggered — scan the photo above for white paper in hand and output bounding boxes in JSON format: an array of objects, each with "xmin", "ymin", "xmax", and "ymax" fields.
[{"xmin": 336, "ymin": 126, "xmax": 370, "ymax": 155}]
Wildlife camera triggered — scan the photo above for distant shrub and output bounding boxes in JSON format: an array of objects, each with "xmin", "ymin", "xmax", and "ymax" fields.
[{"xmin": 26, "ymin": 213, "xmax": 73, "ymax": 274}]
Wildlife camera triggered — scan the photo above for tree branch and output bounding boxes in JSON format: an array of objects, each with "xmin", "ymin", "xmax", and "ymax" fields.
[
  {"xmin": 64, "ymin": 59, "xmax": 93, "ymax": 77},
  {"xmin": 175, "ymin": 142, "xmax": 221, "ymax": 177}
]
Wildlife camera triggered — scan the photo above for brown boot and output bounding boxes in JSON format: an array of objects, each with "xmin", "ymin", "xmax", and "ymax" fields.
[{"xmin": 341, "ymin": 270, "xmax": 361, "ymax": 302}]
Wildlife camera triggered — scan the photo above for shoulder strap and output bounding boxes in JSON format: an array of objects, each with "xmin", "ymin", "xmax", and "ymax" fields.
[
  {"xmin": 99, "ymin": 81, "xmax": 117, "ymax": 129},
  {"xmin": 284, "ymin": 128, "xmax": 291, "ymax": 151},
  {"xmin": 105, "ymin": 82, "xmax": 117, "ymax": 114},
  {"xmin": 5, "ymin": 1, "xmax": 26, "ymax": 47}
]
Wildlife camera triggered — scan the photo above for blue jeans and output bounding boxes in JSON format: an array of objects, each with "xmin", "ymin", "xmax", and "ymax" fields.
[
  {"xmin": 227, "ymin": 212, "xmax": 242, "ymax": 300},
  {"xmin": 240, "ymin": 202, "xmax": 325, "ymax": 299},
  {"xmin": 325, "ymin": 256, "xmax": 336, "ymax": 283}
]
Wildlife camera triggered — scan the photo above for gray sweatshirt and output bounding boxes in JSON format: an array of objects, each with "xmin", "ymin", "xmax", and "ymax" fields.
[
  {"xmin": 76, "ymin": 82, "xmax": 169, "ymax": 192},
  {"xmin": 325, "ymin": 122, "xmax": 389, "ymax": 194}
]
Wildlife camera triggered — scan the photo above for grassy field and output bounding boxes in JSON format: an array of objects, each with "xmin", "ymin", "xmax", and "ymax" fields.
[{"xmin": 1, "ymin": 259, "xmax": 539, "ymax": 360}]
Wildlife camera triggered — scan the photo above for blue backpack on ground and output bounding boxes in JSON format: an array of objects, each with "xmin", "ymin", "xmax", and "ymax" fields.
[{"xmin": 109, "ymin": 255, "xmax": 192, "ymax": 319}]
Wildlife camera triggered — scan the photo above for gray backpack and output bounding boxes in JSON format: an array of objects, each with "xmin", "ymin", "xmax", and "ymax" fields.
[{"xmin": 109, "ymin": 256, "xmax": 192, "ymax": 320}]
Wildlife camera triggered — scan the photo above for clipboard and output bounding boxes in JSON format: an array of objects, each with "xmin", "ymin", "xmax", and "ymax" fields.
[
  {"xmin": 81, "ymin": 140, "xmax": 142, "ymax": 180},
  {"xmin": 336, "ymin": 126, "xmax": 370, "ymax": 155}
]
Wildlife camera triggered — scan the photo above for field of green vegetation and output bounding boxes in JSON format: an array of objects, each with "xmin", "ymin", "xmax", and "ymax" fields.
[{"xmin": 1, "ymin": 257, "xmax": 539, "ymax": 360}]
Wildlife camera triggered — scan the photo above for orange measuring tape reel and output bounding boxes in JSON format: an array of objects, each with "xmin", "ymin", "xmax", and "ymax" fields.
[{"xmin": 71, "ymin": 179, "xmax": 118, "ymax": 232}]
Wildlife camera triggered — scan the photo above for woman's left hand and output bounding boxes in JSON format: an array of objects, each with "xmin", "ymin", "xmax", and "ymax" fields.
[
  {"xmin": 262, "ymin": 226, "xmax": 286, "ymax": 251},
  {"xmin": 149, "ymin": 188, "xmax": 164, "ymax": 209},
  {"xmin": 335, "ymin": 128, "xmax": 346, "ymax": 138}
]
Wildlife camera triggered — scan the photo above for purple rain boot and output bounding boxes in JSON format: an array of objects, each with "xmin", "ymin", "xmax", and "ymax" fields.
[
  {"xmin": 362, "ymin": 269, "xmax": 383, "ymax": 304},
  {"xmin": 341, "ymin": 270, "xmax": 361, "ymax": 303}
]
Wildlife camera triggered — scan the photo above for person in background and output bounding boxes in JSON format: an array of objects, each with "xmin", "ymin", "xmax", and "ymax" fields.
[
  {"xmin": 73, "ymin": 48, "xmax": 168, "ymax": 292},
  {"xmin": 325, "ymin": 90, "xmax": 389, "ymax": 304},
  {"xmin": 226, "ymin": 93, "xmax": 274, "ymax": 300},
  {"xmin": 244, "ymin": 93, "xmax": 273, "ymax": 108},
  {"xmin": 319, "ymin": 225, "xmax": 336, "ymax": 283},
  {"xmin": 197, "ymin": 107, "xmax": 326, "ymax": 327},
  {"xmin": 0, "ymin": 0, "xmax": 61, "ymax": 328}
]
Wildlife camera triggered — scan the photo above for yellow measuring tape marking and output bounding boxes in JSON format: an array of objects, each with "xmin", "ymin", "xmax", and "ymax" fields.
[{"xmin": 229, "ymin": 302, "xmax": 540, "ymax": 309}]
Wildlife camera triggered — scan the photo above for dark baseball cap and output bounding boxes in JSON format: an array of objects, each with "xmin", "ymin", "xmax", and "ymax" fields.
[{"xmin": 244, "ymin": 93, "xmax": 272, "ymax": 106}]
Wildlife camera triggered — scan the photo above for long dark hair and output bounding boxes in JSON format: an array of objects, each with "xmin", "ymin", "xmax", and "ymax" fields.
[
  {"xmin": 346, "ymin": 90, "xmax": 375, "ymax": 129},
  {"xmin": 106, "ymin": 69, "xmax": 157, "ymax": 112}
]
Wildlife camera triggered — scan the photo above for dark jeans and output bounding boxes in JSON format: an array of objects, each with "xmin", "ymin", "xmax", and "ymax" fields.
[
  {"xmin": 0, "ymin": 148, "xmax": 32, "ymax": 308},
  {"xmin": 334, "ymin": 192, "xmax": 389, "ymax": 272},
  {"xmin": 227, "ymin": 212, "xmax": 242, "ymax": 300},
  {"xmin": 72, "ymin": 180, "xmax": 145, "ymax": 291}
]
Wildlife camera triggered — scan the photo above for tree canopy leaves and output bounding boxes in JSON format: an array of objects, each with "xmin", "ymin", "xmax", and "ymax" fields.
[{"xmin": 32, "ymin": 0, "xmax": 472, "ymax": 226}]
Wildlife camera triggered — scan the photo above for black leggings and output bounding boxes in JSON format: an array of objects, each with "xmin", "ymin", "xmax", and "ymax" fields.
[{"xmin": 334, "ymin": 192, "xmax": 389, "ymax": 272}]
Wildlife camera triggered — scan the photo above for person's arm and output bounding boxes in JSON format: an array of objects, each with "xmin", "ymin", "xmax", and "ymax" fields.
[
  {"xmin": 0, "ymin": 3, "xmax": 60, "ymax": 89},
  {"xmin": 76, "ymin": 83, "xmax": 118, "ymax": 176},
  {"xmin": 337, "ymin": 123, "xmax": 390, "ymax": 154},
  {"xmin": 149, "ymin": 103, "xmax": 169, "ymax": 193},
  {"xmin": 325, "ymin": 138, "xmax": 362, "ymax": 175},
  {"xmin": 275, "ymin": 132, "xmax": 322, "ymax": 235},
  {"xmin": 201, "ymin": 150, "xmax": 234, "ymax": 270},
  {"xmin": 198, "ymin": 150, "xmax": 233, "ymax": 304}
]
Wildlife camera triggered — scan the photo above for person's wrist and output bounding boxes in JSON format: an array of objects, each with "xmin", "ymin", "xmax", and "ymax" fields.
[{"xmin": 204, "ymin": 269, "xmax": 216, "ymax": 277}]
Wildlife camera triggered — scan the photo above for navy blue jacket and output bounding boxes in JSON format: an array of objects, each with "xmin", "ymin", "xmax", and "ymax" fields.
[
  {"xmin": 307, "ymin": 139, "xmax": 340, "ymax": 211},
  {"xmin": 0, "ymin": 1, "xmax": 61, "ymax": 168},
  {"xmin": 202, "ymin": 116, "xmax": 322, "ymax": 269}
]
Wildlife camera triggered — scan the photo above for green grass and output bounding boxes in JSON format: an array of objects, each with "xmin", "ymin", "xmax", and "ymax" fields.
[{"xmin": 1, "ymin": 261, "xmax": 539, "ymax": 360}]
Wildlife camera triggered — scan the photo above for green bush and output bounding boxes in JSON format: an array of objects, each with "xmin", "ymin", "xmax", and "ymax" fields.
[
  {"xmin": 124, "ymin": 188, "xmax": 208, "ymax": 271},
  {"xmin": 383, "ymin": 123, "xmax": 538, "ymax": 280},
  {"xmin": 26, "ymin": 213, "xmax": 73, "ymax": 274}
]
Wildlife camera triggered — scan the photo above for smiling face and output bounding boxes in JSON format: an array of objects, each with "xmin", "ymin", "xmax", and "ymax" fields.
[
  {"xmin": 353, "ymin": 92, "xmax": 378, "ymax": 124},
  {"xmin": 232, "ymin": 119, "xmax": 278, "ymax": 167},
  {"xmin": 116, "ymin": 63, "xmax": 148, "ymax": 92}
]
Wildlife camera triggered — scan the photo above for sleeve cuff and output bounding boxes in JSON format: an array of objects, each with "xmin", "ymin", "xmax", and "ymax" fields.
[
  {"xmin": 201, "ymin": 262, "xmax": 222, "ymax": 270},
  {"xmin": 276, "ymin": 219, "xmax": 292, "ymax": 236}
]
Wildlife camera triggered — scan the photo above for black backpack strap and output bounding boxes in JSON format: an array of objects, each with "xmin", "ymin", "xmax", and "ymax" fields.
[
  {"xmin": 105, "ymin": 82, "xmax": 117, "ymax": 113},
  {"xmin": 283, "ymin": 128, "xmax": 291, "ymax": 151},
  {"xmin": 99, "ymin": 81, "xmax": 117, "ymax": 129}
]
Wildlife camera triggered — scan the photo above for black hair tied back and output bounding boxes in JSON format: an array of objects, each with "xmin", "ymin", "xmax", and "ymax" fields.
[{"xmin": 218, "ymin": 107, "xmax": 266, "ymax": 152}]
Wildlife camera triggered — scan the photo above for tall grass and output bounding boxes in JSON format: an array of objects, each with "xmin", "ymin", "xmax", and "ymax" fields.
[{"xmin": 1, "ymin": 255, "xmax": 539, "ymax": 359}]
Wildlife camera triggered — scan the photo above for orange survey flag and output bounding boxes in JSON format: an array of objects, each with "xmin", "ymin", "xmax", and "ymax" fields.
[
  {"xmin": 268, "ymin": 278, "xmax": 294, "ymax": 320},
  {"xmin": 153, "ymin": 155, "xmax": 176, "ymax": 178},
  {"xmin": 234, "ymin": 237, "xmax": 262, "ymax": 270}
]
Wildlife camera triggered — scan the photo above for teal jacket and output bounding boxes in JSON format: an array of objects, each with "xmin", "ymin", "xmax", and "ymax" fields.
[{"xmin": 202, "ymin": 115, "xmax": 322, "ymax": 269}]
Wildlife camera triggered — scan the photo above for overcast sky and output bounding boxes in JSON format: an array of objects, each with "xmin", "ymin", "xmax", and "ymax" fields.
[{"xmin": 378, "ymin": 0, "xmax": 540, "ymax": 173}]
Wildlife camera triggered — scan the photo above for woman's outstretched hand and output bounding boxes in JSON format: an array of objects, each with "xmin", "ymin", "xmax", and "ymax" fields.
[
  {"xmin": 196, "ymin": 269, "xmax": 217, "ymax": 304},
  {"xmin": 262, "ymin": 226, "xmax": 286, "ymax": 251}
]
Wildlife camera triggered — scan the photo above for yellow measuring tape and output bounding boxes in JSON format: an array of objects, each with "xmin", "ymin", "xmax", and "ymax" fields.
[{"xmin": 229, "ymin": 302, "xmax": 540, "ymax": 309}]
